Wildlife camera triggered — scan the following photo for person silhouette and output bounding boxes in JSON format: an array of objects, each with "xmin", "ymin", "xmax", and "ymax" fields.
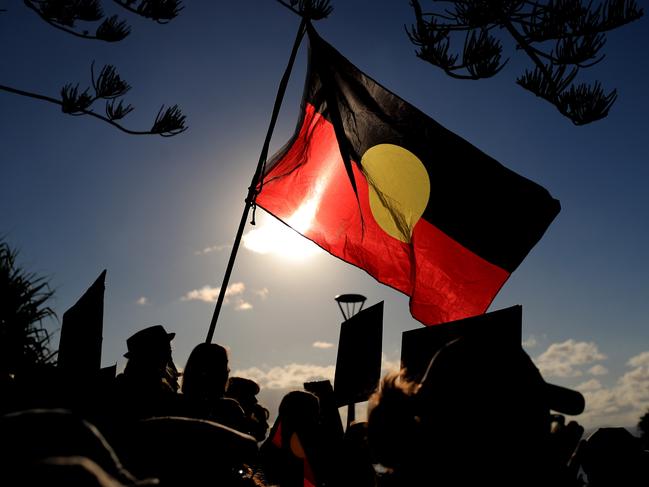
[
  {"xmin": 226, "ymin": 376, "xmax": 270, "ymax": 441},
  {"xmin": 368, "ymin": 335, "xmax": 585, "ymax": 487},
  {"xmin": 181, "ymin": 342, "xmax": 246, "ymax": 432},
  {"xmin": 260, "ymin": 390, "xmax": 332, "ymax": 487},
  {"xmin": 112, "ymin": 325, "xmax": 182, "ymax": 421}
]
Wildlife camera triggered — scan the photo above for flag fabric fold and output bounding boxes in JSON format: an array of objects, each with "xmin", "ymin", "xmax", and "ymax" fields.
[{"xmin": 256, "ymin": 25, "xmax": 560, "ymax": 326}]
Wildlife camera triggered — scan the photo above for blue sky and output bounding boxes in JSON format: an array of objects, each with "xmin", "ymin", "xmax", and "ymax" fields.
[{"xmin": 2, "ymin": 1, "xmax": 648, "ymax": 429}]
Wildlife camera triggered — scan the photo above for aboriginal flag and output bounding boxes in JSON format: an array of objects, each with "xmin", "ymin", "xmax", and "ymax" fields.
[{"xmin": 256, "ymin": 25, "xmax": 560, "ymax": 326}]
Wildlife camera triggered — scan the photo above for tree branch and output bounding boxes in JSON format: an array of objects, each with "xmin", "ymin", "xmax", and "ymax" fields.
[
  {"xmin": 23, "ymin": 1, "xmax": 130, "ymax": 41},
  {"xmin": 111, "ymin": 0, "xmax": 183, "ymax": 24},
  {"xmin": 502, "ymin": 18, "xmax": 561, "ymax": 99},
  {"xmin": 0, "ymin": 83, "xmax": 186, "ymax": 136}
]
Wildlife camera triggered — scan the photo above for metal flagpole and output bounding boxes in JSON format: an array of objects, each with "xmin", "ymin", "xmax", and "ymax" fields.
[{"xmin": 205, "ymin": 17, "xmax": 307, "ymax": 343}]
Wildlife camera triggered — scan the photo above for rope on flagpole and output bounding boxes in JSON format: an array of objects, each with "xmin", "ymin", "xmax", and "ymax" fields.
[{"xmin": 205, "ymin": 16, "xmax": 308, "ymax": 343}]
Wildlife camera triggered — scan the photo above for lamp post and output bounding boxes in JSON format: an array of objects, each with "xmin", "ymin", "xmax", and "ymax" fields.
[
  {"xmin": 334, "ymin": 293, "xmax": 366, "ymax": 320},
  {"xmin": 334, "ymin": 293, "xmax": 366, "ymax": 428}
]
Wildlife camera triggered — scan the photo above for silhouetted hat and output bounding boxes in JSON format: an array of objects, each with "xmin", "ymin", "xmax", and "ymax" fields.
[
  {"xmin": 124, "ymin": 325, "xmax": 175, "ymax": 359},
  {"xmin": 418, "ymin": 337, "xmax": 585, "ymax": 416},
  {"xmin": 543, "ymin": 383, "xmax": 585, "ymax": 416}
]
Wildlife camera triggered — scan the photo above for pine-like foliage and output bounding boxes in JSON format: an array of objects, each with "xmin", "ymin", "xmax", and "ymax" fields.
[
  {"xmin": 0, "ymin": 240, "xmax": 57, "ymax": 379},
  {"xmin": 408, "ymin": 0, "xmax": 643, "ymax": 125},
  {"xmin": 0, "ymin": 1, "xmax": 187, "ymax": 135}
]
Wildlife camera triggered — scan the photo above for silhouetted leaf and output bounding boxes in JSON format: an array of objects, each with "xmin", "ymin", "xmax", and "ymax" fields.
[
  {"xmin": 463, "ymin": 29, "xmax": 507, "ymax": 78},
  {"xmin": 151, "ymin": 104, "xmax": 187, "ymax": 136},
  {"xmin": 106, "ymin": 99, "xmax": 134, "ymax": 120},
  {"xmin": 0, "ymin": 239, "xmax": 57, "ymax": 376},
  {"xmin": 75, "ymin": 0, "xmax": 103, "ymax": 21},
  {"xmin": 554, "ymin": 33, "xmax": 606, "ymax": 66},
  {"xmin": 409, "ymin": 0, "xmax": 642, "ymax": 124},
  {"xmin": 60, "ymin": 84, "xmax": 94, "ymax": 113},
  {"xmin": 93, "ymin": 64, "xmax": 131, "ymax": 99},
  {"xmin": 297, "ymin": 0, "xmax": 333, "ymax": 20},
  {"xmin": 558, "ymin": 81, "xmax": 617, "ymax": 125},
  {"xmin": 96, "ymin": 15, "xmax": 130, "ymax": 42}
]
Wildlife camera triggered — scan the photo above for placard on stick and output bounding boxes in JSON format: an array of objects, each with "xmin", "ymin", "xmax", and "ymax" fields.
[
  {"xmin": 58, "ymin": 270, "xmax": 106, "ymax": 377},
  {"xmin": 401, "ymin": 305, "xmax": 522, "ymax": 382},
  {"xmin": 334, "ymin": 301, "xmax": 383, "ymax": 406}
]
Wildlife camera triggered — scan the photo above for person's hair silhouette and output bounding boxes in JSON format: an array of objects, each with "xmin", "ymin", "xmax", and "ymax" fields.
[
  {"xmin": 181, "ymin": 343, "xmax": 246, "ymax": 431},
  {"xmin": 111, "ymin": 325, "xmax": 182, "ymax": 422},
  {"xmin": 182, "ymin": 343, "xmax": 229, "ymax": 400}
]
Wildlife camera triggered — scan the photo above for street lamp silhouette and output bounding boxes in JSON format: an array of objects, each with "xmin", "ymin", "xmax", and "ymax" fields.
[
  {"xmin": 334, "ymin": 293, "xmax": 366, "ymax": 320},
  {"xmin": 334, "ymin": 293, "xmax": 367, "ymax": 428}
]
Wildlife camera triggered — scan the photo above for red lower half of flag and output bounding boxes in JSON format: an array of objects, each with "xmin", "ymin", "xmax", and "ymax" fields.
[{"xmin": 258, "ymin": 104, "xmax": 509, "ymax": 325}]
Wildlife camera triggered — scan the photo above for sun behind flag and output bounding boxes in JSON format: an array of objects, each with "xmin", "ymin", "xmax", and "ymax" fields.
[{"xmin": 256, "ymin": 25, "xmax": 560, "ymax": 326}]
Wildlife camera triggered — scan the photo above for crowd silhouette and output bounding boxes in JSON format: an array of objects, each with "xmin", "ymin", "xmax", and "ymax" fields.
[{"xmin": 1, "ymin": 322, "xmax": 648, "ymax": 487}]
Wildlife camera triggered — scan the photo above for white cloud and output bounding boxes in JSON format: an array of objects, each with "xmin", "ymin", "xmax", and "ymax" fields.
[
  {"xmin": 588, "ymin": 364, "xmax": 609, "ymax": 376},
  {"xmin": 575, "ymin": 378, "xmax": 603, "ymax": 393},
  {"xmin": 181, "ymin": 282, "xmax": 245, "ymax": 304},
  {"xmin": 233, "ymin": 363, "xmax": 336, "ymax": 390},
  {"xmin": 312, "ymin": 341, "xmax": 334, "ymax": 349},
  {"xmin": 234, "ymin": 353, "xmax": 401, "ymax": 401},
  {"xmin": 234, "ymin": 300, "xmax": 253, "ymax": 311},
  {"xmin": 535, "ymin": 339, "xmax": 607, "ymax": 378},
  {"xmin": 234, "ymin": 350, "xmax": 649, "ymax": 432},
  {"xmin": 522, "ymin": 336, "xmax": 538, "ymax": 349},
  {"xmin": 253, "ymin": 288, "xmax": 270, "ymax": 300},
  {"xmin": 627, "ymin": 351, "xmax": 649, "ymax": 368},
  {"xmin": 136, "ymin": 296, "xmax": 149, "ymax": 306},
  {"xmin": 194, "ymin": 244, "xmax": 231, "ymax": 255},
  {"xmin": 616, "ymin": 354, "xmax": 649, "ymax": 408},
  {"xmin": 182, "ymin": 286, "xmax": 219, "ymax": 303},
  {"xmin": 571, "ymin": 350, "xmax": 649, "ymax": 429}
]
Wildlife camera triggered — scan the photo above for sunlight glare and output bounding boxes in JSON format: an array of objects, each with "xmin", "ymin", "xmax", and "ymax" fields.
[
  {"xmin": 243, "ymin": 216, "xmax": 321, "ymax": 261},
  {"xmin": 243, "ymin": 161, "xmax": 336, "ymax": 261}
]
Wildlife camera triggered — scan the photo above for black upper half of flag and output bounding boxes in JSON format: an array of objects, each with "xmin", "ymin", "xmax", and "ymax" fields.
[{"xmin": 268, "ymin": 24, "xmax": 561, "ymax": 273}]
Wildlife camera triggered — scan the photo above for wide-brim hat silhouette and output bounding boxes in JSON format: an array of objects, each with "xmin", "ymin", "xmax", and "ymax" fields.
[
  {"xmin": 418, "ymin": 336, "xmax": 585, "ymax": 416},
  {"xmin": 124, "ymin": 325, "xmax": 175, "ymax": 359},
  {"xmin": 402, "ymin": 306, "xmax": 585, "ymax": 416}
]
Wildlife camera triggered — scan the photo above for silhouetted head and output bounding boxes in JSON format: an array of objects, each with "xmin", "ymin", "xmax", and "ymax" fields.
[
  {"xmin": 226, "ymin": 377, "xmax": 269, "ymax": 441},
  {"xmin": 278, "ymin": 390, "xmax": 320, "ymax": 436},
  {"xmin": 264, "ymin": 391, "xmax": 323, "ymax": 484},
  {"xmin": 227, "ymin": 377, "xmax": 261, "ymax": 408},
  {"xmin": 580, "ymin": 427, "xmax": 649, "ymax": 486},
  {"xmin": 413, "ymin": 336, "xmax": 573, "ymax": 484},
  {"xmin": 367, "ymin": 373, "xmax": 422, "ymax": 472},
  {"xmin": 417, "ymin": 336, "xmax": 583, "ymax": 442},
  {"xmin": 267, "ymin": 391, "xmax": 321, "ymax": 459},
  {"xmin": 124, "ymin": 325, "xmax": 174, "ymax": 368},
  {"xmin": 181, "ymin": 343, "xmax": 230, "ymax": 400}
]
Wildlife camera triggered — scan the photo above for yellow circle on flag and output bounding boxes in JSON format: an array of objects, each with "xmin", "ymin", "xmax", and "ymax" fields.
[{"xmin": 361, "ymin": 144, "xmax": 430, "ymax": 243}]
